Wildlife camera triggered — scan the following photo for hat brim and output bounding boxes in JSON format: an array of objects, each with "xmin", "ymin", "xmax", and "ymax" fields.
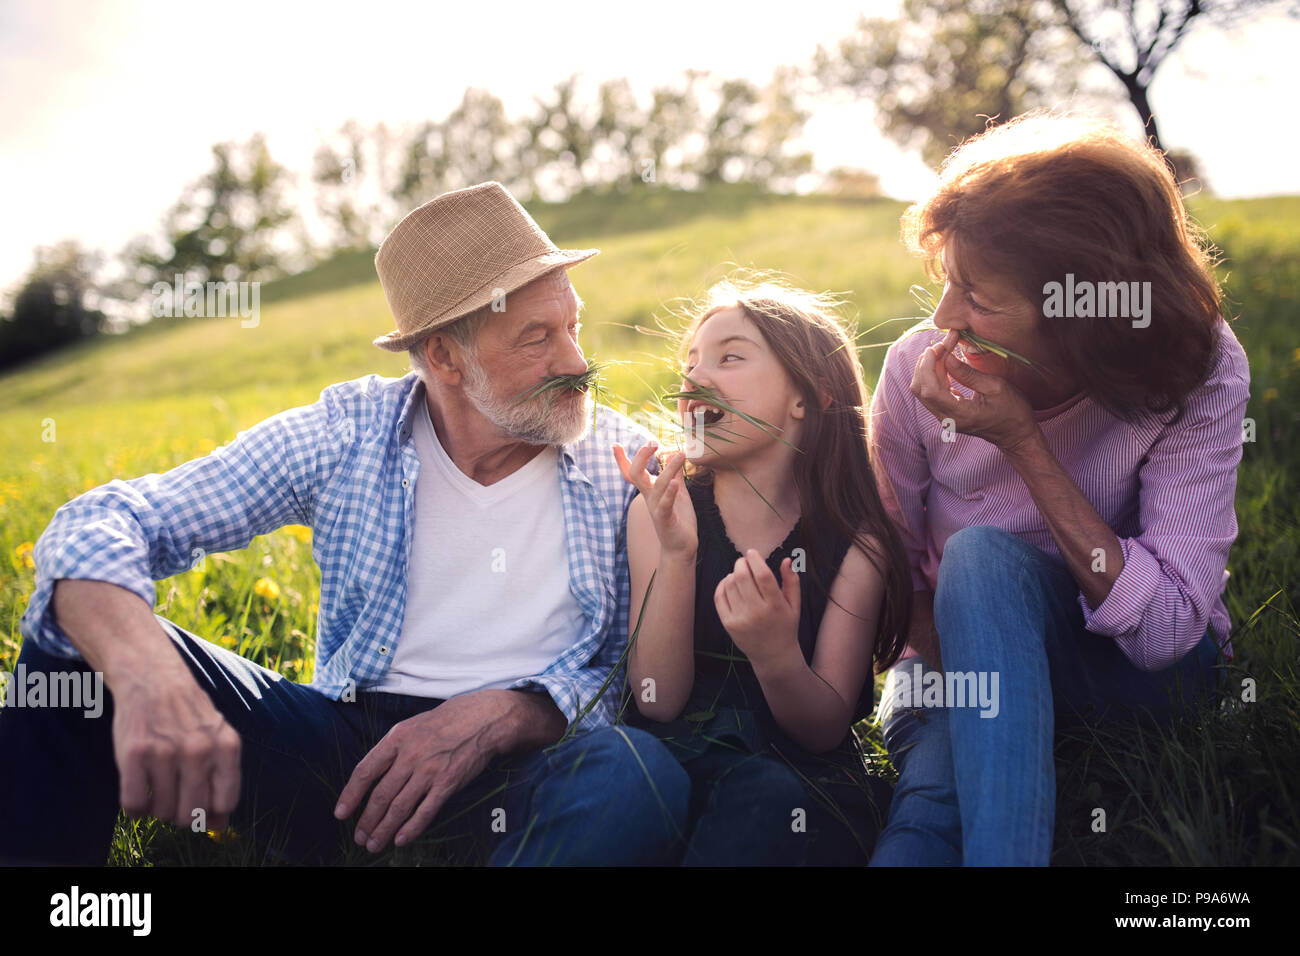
[{"xmin": 372, "ymin": 247, "xmax": 599, "ymax": 352}]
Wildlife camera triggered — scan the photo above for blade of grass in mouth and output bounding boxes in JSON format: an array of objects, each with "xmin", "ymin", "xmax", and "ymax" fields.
[
  {"xmin": 907, "ymin": 284, "xmax": 1043, "ymax": 374},
  {"xmin": 509, "ymin": 362, "xmax": 605, "ymax": 408},
  {"xmin": 661, "ymin": 375, "xmax": 801, "ymax": 453}
]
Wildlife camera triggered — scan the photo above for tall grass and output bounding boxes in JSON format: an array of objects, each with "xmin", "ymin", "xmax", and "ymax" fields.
[{"xmin": 0, "ymin": 186, "xmax": 1296, "ymax": 864}]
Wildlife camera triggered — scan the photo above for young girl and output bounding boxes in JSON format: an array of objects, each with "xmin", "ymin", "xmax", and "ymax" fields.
[{"xmin": 612, "ymin": 276, "xmax": 913, "ymax": 865}]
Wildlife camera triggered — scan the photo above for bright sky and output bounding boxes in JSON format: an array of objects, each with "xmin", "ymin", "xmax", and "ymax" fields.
[{"xmin": 1, "ymin": 0, "xmax": 1296, "ymax": 297}]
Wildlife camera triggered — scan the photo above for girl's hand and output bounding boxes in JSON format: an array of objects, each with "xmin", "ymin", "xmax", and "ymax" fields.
[
  {"xmin": 613, "ymin": 442, "xmax": 697, "ymax": 559},
  {"xmin": 715, "ymin": 552, "xmax": 801, "ymax": 669},
  {"xmin": 910, "ymin": 328, "xmax": 1041, "ymax": 455}
]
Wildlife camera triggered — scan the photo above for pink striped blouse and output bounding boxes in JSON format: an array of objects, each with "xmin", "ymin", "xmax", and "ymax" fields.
[{"xmin": 867, "ymin": 317, "xmax": 1251, "ymax": 671}]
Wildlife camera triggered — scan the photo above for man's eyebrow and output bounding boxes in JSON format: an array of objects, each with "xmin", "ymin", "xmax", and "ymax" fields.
[{"xmin": 512, "ymin": 320, "xmax": 549, "ymax": 343}]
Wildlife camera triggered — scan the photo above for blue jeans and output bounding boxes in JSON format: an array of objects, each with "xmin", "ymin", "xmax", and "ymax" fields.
[
  {"xmin": 0, "ymin": 615, "xmax": 689, "ymax": 866},
  {"xmin": 869, "ymin": 525, "xmax": 1224, "ymax": 867}
]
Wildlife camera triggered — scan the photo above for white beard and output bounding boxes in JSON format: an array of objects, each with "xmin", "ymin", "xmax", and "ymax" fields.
[{"xmin": 461, "ymin": 355, "xmax": 593, "ymax": 446}]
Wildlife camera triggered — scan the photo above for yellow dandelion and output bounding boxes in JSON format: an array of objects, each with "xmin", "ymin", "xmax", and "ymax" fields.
[
  {"xmin": 1293, "ymin": 347, "xmax": 1300, "ymax": 363},
  {"xmin": 253, "ymin": 577, "xmax": 281, "ymax": 601},
  {"xmin": 308, "ymin": 602, "xmax": 319, "ymax": 618},
  {"xmin": 283, "ymin": 525, "xmax": 313, "ymax": 543},
  {"xmin": 198, "ymin": 438, "xmax": 217, "ymax": 454},
  {"xmin": 1262, "ymin": 388, "xmax": 1278, "ymax": 405},
  {"xmin": 13, "ymin": 541, "xmax": 35, "ymax": 569}
]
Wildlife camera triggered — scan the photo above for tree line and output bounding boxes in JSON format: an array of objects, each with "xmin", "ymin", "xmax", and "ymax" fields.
[{"xmin": 1, "ymin": 0, "xmax": 1287, "ymax": 370}]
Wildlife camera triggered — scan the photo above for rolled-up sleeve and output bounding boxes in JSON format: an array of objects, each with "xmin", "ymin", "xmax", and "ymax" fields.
[
  {"xmin": 1078, "ymin": 348, "xmax": 1250, "ymax": 670},
  {"xmin": 868, "ymin": 337, "xmax": 933, "ymax": 592},
  {"xmin": 21, "ymin": 395, "xmax": 333, "ymax": 658}
]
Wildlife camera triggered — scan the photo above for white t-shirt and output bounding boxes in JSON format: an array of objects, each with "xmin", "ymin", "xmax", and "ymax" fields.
[{"xmin": 375, "ymin": 397, "xmax": 586, "ymax": 699}]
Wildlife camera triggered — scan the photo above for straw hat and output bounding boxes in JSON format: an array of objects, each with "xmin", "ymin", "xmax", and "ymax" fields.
[{"xmin": 372, "ymin": 182, "xmax": 598, "ymax": 352}]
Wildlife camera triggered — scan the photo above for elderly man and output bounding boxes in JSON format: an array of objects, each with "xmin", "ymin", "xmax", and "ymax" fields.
[{"xmin": 0, "ymin": 182, "xmax": 689, "ymax": 866}]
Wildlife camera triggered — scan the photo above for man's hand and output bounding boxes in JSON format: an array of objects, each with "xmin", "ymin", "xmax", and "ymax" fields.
[
  {"xmin": 52, "ymin": 579, "xmax": 242, "ymax": 831},
  {"xmin": 333, "ymin": 688, "xmax": 563, "ymax": 853},
  {"xmin": 111, "ymin": 660, "xmax": 242, "ymax": 830}
]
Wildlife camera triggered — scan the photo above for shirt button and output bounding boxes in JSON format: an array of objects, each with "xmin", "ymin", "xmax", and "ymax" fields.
[
  {"xmin": 401, "ymin": 479, "xmax": 409, "ymax": 488},
  {"xmin": 378, "ymin": 645, "xmax": 389, "ymax": 655}
]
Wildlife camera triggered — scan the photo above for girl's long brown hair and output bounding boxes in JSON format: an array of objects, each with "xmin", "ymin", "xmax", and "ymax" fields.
[{"xmin": 676, "ymin": 274, "xmax": 912, "ymax": 671}]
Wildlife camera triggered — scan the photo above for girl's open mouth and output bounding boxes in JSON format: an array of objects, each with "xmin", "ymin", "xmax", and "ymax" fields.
[{"xmin": 685, "ymin": 398, "xmax": 727, "ymax": 427}]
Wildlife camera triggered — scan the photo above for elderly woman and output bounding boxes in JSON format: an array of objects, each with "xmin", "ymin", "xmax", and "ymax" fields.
[{"xmin": 866, "ymin": 113, "xmax": 1250, "ymax": 866}]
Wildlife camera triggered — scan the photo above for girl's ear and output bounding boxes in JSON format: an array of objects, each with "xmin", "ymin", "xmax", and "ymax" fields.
[{"xmin": 792, "ymin": 390, "xmax": 832, "ymax": 419}]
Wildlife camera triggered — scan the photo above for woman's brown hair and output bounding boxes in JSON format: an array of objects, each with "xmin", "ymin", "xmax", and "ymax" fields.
[
  {"xmin": 675, "ymin": 275, "xmax": 912, "ymax": 671},
  {"xmin": 902, "ymin": 111, "xmax": 1225, "ymax": 425}
]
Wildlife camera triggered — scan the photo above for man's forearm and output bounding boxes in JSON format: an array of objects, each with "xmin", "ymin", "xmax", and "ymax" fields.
[
  {"xmin": 486, "ymin": 689, "xmax": 567, "ymax": 755},
  {"xmin": 51, "ymin": 579, "xmax": 189, "ymax": 689}
]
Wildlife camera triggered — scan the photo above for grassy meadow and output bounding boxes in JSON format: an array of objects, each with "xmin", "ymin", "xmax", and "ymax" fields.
[{"xmin": 1, "ymin": 183, "xmax": 1297, "ymax": 865}]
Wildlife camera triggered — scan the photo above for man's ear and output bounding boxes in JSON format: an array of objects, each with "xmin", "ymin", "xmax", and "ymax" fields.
[{"xmin": 424, "ymin": 334, "xmax": 466, "ymax": 386}]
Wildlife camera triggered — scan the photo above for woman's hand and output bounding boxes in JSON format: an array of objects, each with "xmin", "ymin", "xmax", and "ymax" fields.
[
  {"xmin": 613, "ymin": 442, "xmax": 698, "ymax": 559},
  {"xmin": 910, "ymin": 328, "xmax": 1041, "ymax": 455},
  {"xmin": 715, "ymin": 551, "xmax": 802, "ymax": 670}
]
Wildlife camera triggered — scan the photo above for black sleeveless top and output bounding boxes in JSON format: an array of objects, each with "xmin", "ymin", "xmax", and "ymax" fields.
[{"xmin": 628, "ymin": 479, "xmax": 873, "ymax": 764}]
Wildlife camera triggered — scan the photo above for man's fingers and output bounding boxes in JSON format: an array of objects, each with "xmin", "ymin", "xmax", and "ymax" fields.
[
  {"xmin": 395, "ymin": 787, "xmax": 453, "ymax": 849},
  {"xmin": 176, "ymin": 745, "xmax": 211, "ymax": 829},
  {"xmin": 354, "ymin": 761, "xmax": 415, "ymax": 846},
  {"xmin": 119, "ymin": 746, "xmax": 150, "ymax": 818},
  {"xmin": 145, "ymin": 755, "xmax": 179, "ymax": 826},
  {"xmin": 335, "ymin": 741, "xmax": 397, "ymax": 820},
  {"xmin": 210, "ymin": 725, "xmax": 242, "ymax": 817},
  {"xmin": 367, "ymin": 775, "xmax": 438, "ymax": 852}
]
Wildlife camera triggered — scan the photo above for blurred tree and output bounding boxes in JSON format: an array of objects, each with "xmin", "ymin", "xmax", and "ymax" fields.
[
  {"xmin": 696, "ymin": 69, "xmax": 813, "ymax": 189},
  {"xmin": 819, "ymin": 167, "xmax": 884, "ymax": 198},
  {"xmin": 312, "ymin": 119, "xmax": 372, "ymax": 250},
  {"xmin": 133, "ymin": 132, "xmax": 297, "ymax": 287},
  {"xmin": 526, "ymin": 75, "xmax": 597, "ymax": 195},
  {"xmin": 814, "ymin": 0, "xmax": 1089, "ymax": 167},
  {"xmin": 636, "ymin": 72, "xmax": 706, "ymax": 187},
  {"xmin": 392, "ymin": 118, "xmax": 452, "ymax": 209},
  {"xmin": 1050, "ymin": 0, "xmax": 1288, "ymax": 158},
  {"xmin": 589, "ymin": 78, "xmax": 645, "ymax": 187},
  {"xmin": 0, "ymin": 241, "xmax": 105, "ymax": 370}
]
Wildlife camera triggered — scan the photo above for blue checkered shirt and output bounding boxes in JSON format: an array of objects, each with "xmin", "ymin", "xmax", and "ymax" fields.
[{"xmin": 21, "ymin": 372, "xmax": 655, "ymax": 733}]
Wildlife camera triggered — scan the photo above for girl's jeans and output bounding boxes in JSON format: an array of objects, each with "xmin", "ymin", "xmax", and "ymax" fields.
[{"xmin": 869, "ymin": 525, "xmax": 1224, "ymax": 867}]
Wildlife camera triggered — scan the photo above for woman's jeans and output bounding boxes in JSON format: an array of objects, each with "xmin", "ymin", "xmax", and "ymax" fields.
[
  {"xmin": 869, "ymin": 525, "xmax": 1224, "ymax": 867},
  {"xmin": 0, "ymin": 615, "xmax": 690, "ymax": 866}
]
